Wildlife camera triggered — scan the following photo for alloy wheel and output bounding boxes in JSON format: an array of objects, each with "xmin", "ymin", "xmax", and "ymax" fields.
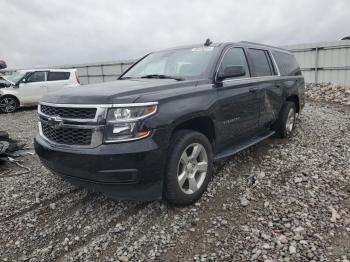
[
  {"xmin": 177, "ymin": 143, "xmax": 208, "ymax": 194},
  {"xmin": 0, "ymin": 97, "xmax": 17, "ymax": 113}
]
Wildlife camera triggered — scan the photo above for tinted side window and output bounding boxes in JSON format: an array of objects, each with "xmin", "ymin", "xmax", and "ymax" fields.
[
  {"xmin": 219, "ymin": 47, "xmax": 250, "ymax": 79},
  {"xmin": 48, "ymin": 72, "xmax": 70, "ymax": 81},
  {"xmin": 27, "ymin": 71, "xmax": 46, "ymax": 83},
  {"xmin": 272, "ymin": 51, "xmax": 301, "ymax": 76},
  {"xmin": 247, "ymin": 49, "xmax": 273, "ymax": 77}
]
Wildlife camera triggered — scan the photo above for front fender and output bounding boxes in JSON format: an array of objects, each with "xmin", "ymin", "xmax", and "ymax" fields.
[
  {"xmin": 0, "ymin": 87, "xmax": 19, "ymax": 97},
  {"xmin": 142, "ymin": 84, "xmax": 217, "ymax": 129},
  {"xmin": 139, "ymin": 82, "xmax": 218, "ymax": 146}
]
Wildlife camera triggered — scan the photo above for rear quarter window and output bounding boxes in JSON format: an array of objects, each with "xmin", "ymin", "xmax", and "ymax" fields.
[
  {"xmin": 48, "ymin": 72, "xmax": 70, "ymax": 81},
  {"xmin": 272, "ymin": 51, "xmax": 301, "ymax": 76},
  {"xmin": 247, "ymin": 49, "xmax": 274, "ymax": 77}
]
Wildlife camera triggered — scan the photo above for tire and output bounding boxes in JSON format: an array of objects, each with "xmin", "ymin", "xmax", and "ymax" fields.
[
  {"xmin": 0, "ymin": 96, "xmax": 19, "ymax": 113},
  {"xmin": 165, "ymin": 129, "xmax": 213, "ymax": 206},
  {"xmin": 273, "ymin": 101, "xmax": 296, "ymax": 138}
]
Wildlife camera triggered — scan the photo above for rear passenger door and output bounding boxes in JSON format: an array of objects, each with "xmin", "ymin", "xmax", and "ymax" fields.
[
  {"xmin": 47, "ymin": 71, "xmax": 72, "ymax": 93},
  {"xmin": 246, "ymin": 48, "xmax": 281, "ymax": 129},
  {"xmin": 216, "ymin": 47, "xmax": 261, "ymax": 148},
  {"xmin": 271, "ymin": 50, "xmax": 304, "ymax": 111}
]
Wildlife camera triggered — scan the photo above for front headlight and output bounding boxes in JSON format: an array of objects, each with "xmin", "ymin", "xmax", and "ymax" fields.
[{"xmin": 104, "ymin": 103, "xmax": 158, "ymax": 142}]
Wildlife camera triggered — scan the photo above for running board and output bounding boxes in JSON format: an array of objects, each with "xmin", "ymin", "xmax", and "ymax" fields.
[{"xmin": 214, "ymin": 130, "xmax": 275, "ymax": 161}]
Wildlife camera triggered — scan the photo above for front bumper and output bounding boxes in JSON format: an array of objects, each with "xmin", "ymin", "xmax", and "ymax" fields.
[{"xmin": 34, "ymin": 132, "xmax": 168, "ymax": 201}]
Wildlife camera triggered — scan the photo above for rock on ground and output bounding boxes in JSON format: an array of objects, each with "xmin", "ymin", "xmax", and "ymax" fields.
[
  {"xmin": 0, "ymin": 97, "xmax": 349, "ymax": 261},
  {"xmin": 306, "ymin": 82, "xmax": 350, "ymax": 105}
]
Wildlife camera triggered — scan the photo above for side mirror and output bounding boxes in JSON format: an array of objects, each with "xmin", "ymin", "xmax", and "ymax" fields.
[
  {"xmin": 217, "ymin": 66, "xmax": 246, "ymax": 81},
  {"xmin": 14, "ymin": 81, "xmax": 24, "ymax": 88}
]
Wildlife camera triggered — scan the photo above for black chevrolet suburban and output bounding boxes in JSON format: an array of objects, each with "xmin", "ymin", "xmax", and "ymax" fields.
[{"xmin": 35, "ymin": 41, "xmax": 305, "ymax": 205}]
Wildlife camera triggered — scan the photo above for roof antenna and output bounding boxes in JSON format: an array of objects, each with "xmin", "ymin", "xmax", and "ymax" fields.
[{"xmin": 204, "ymin": 38, "xmax": 212, "ymax": 46}]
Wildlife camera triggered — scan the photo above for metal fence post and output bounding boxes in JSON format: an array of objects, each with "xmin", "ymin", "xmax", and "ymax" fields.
[
  {"xmin": 314, "ymin": 47, "xmax": 319, "ymax": 84},
  {"xmin": 86, "ymin": 66, "xmax": 90, "ymax": 84},
  {"xmin": 101, "ymin": 65, "xmax": 105, "ymax": 82}
]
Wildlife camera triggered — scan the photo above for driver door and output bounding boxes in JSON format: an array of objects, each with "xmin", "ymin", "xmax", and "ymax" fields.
[
  {"xmin": 215, "ymin": 47, "xmax": 262, "ymax": 149},
  {"xmin": 18, "ymin": 71, "xmax": 48, "ymax": 104}
]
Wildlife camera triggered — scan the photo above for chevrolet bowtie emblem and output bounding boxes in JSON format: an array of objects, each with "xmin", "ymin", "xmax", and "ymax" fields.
[{"xmin": 47, "ymin": 116, "xmax": 64, "ymax": 129}]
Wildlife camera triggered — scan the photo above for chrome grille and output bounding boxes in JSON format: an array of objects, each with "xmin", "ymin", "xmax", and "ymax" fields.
[
  {"xmin": 41, "ymin": 122, "xmax": 92, "ymax": 146},
  {"xmin": 40, "ymin": 105, "xmax": 96, "ymax": 119}
]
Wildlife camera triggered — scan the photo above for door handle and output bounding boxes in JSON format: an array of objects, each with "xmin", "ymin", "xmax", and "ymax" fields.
[
  {"xmin": 275, "ymin": 83, "xmax": 281, "ymax": 88},
  {"xmin": 249, "ymin": 87, "xmax": 259, "ymax": 93}
]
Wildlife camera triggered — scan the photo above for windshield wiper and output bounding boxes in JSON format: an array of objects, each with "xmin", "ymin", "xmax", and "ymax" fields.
[
  {"xmin": 119, "ymin": 76, "xmax": 134, "ymax": 80},
  {"xmin": 140, "ymin": 74, "xmax": 184, "ymax": 81}
]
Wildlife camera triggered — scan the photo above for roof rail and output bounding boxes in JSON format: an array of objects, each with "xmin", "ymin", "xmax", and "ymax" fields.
[{"xmin": 239, "ymin": 41, "xmax": 290, "ymax": 52}]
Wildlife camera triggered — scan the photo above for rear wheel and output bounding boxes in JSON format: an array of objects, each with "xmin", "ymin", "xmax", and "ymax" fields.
[
  {"xmin": 0, "ymin": 96, "xmax": 19, "ymax": 113},
  {"xmin": 273, "ymin": 101, "xmax": 296, "ymax": 138},
  {"xmin": 165, "ymin": 130, "xmax": 213, "ymax": 205}
]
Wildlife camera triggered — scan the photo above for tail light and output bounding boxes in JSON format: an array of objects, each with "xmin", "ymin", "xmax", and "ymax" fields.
[{"xmin": 75, "ymin": 71, "xmax": 80, "ymax": 85}]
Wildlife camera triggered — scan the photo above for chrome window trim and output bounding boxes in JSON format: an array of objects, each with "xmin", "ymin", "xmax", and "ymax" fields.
[
  {"xmin": 221, "ymin": 75, "xmax": 280, "ymax": 84},
  {"xmin": 215, "ymin": 45, "xmax": 282, "ymax": 84},
  {"xmin": 246, "ymin": 47, "xmax": 280, "ymax": 77},
  {"xmin": 214, "ymin": 45, "xmax": 251, "ymax": 83},
  {"xmin": 268, "ymin": 50, "xmax": 281, "ymax": 76}
]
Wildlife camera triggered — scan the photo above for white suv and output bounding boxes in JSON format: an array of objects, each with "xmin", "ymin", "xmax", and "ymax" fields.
[{"xmin": 0, "ymin": 69, "xmax": 80, "ymax": 113}]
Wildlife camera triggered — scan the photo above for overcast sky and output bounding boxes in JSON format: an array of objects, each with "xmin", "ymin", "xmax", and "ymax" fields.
[{"xmin": 1, "ymin": 0, "xmax": 349, "ymax": 69}]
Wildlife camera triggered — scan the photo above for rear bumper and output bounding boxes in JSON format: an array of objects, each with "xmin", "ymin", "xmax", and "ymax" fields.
[{"xmin": 34, "ymin": 132, "xmax": 168, "ymax": 201}]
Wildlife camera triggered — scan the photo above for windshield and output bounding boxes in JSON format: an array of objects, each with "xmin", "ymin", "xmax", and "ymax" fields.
[
  {"xmin": 4, "ymin": 71, "xmax": 28, "ymax": 84},
  {"xmin": 121, "ymin": 46, "xmax": 219, "ymax": 80}
]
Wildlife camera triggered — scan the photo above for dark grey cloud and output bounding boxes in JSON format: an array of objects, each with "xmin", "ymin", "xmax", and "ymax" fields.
[{"xmin": 1, "ymin": 0, "xmax": 349, "ymax": 69}]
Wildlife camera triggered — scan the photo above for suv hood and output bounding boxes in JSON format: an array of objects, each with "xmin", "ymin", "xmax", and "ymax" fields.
[{"xmin": 41, "ymin": 79, "xmax": 199, "ymax": 104}]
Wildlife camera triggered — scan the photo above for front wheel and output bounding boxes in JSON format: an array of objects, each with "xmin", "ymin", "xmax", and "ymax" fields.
[
  {"xmin": 165, "ymin": 130, "xmax": 213, "ymax": 206},
  {"xmin": 0, "ymin": 96, "xmax": 19, "ymax": 113}
]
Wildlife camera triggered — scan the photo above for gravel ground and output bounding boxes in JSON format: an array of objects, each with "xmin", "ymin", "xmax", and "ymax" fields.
[{"xmin": 0, "ymin": 99, "xmax": 349, "ymax": 261}]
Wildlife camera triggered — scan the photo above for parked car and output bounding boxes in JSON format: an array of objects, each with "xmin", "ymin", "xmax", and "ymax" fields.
[
  {"xmin": 0, "ymin": 69, "xmax": 80, "ymax": 113},
  {"xmin": 35, "ymin": 41, "xmax": 305, "ymax": 205}
]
